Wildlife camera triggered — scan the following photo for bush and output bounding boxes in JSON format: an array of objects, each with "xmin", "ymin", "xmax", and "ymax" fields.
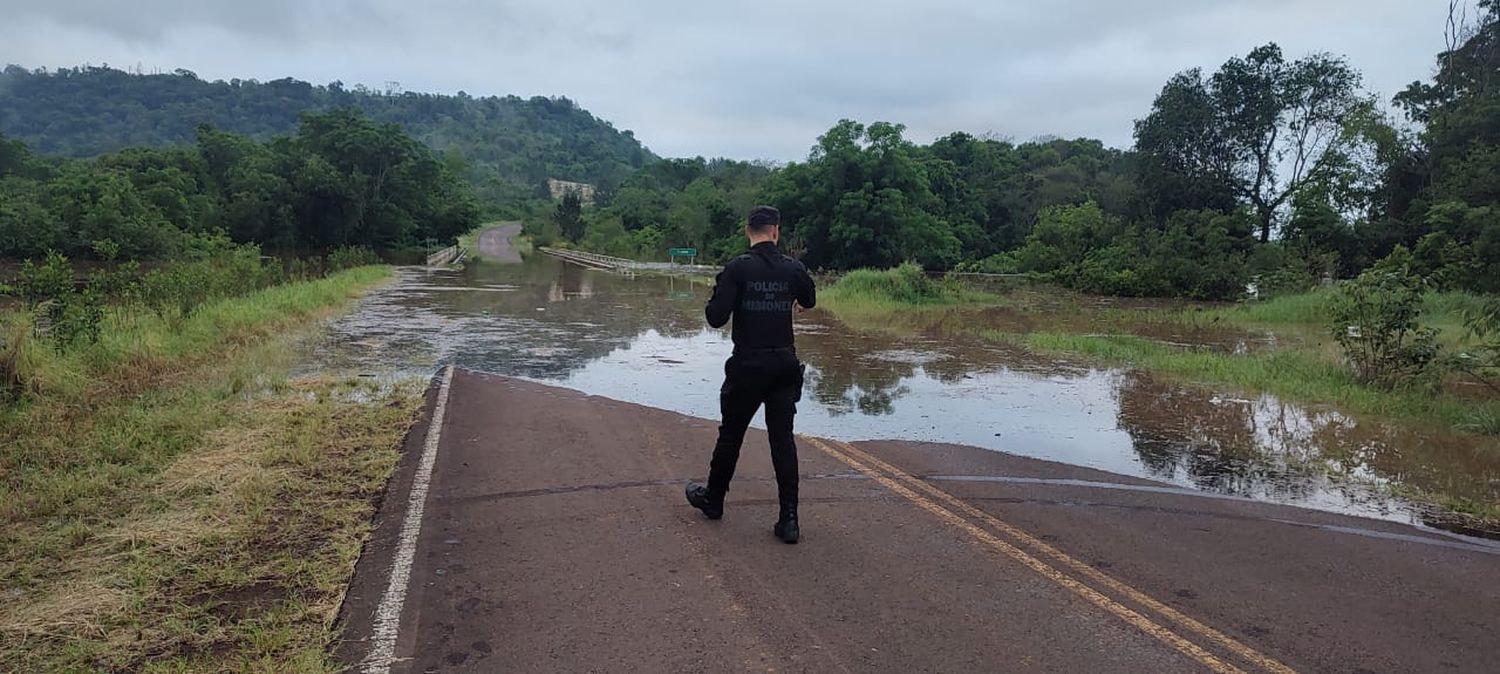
[
  {"xmin": 954, "ymin": 254, "xmax": 1021, "ymax": 275},
  {"xmin": 88, "ymin": 260, "xmax": 142, "ymax": 302},
  {"xmin": 991, "ymin": 204, "xmax": 1252, "ymax": 300},
  {"xmin": 523, "ymin": 218, "xmax": 561, "ymax": 248},
  {"xmin": 43, "ymin": 287, "xmax": 105, "ymax": 350},
  {"xmin": 1452, "ymin": 295, "xmax": 1500, "ymax": 396},
  {"xmin": 1329, "ymin": 265, "xmax": 1440, "ymax": 389},
  {"xmin": 327, "ymin": 245, "xmax": 381, "ymax": 271},
  {"xmin": 1413, "ymin": 201, "xmax": 1500, "ymax": 293},
  {"xmin": 12, "ymin": 252, "xmax": 108, "ymax": 350},
  {"xmin": 829, "ymin": 263, "xmax": 970, "ymax": 304},
  {"xmin": 1246, "ymin": 242, "xmax": 1336, "ymax": 298},
  {"xmin": 0, "ymin": 320, "xmax": 22, "ymax": 401},
  {"xmin": 16, "ymin": 251, "xmax": 75, "ymax": 309},
  {"xmin": 1074, "ymin": 245, "xmax": 1160, "ymax": 296},
  {"xmin": 140, "ymin": 237, "xmax": 279, "ymax": 319}
]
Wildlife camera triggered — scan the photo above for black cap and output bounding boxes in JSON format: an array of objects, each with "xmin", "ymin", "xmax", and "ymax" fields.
[{"xmin": 748, "ymin": 205, "xmax": 781, "ymax": 230}]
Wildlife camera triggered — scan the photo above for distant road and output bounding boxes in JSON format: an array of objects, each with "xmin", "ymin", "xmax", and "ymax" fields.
[{"xmin": 475, "ymin": 222, "xmax": 523, "ymax": 263}]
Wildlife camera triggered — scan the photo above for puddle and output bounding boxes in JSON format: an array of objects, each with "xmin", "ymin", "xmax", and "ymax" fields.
[{"xmin": 298, "ymin": 257, "xmax": 1500, "ymax": 537}]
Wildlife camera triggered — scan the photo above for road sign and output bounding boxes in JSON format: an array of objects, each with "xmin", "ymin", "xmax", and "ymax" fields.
[{"xmin": 669, "ymin": 248, "xmax": 697, "ymax": 257}]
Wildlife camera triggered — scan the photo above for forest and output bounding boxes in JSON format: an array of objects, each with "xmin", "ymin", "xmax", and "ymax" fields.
[
  {"xmin": 0, "ymin": 65, "xmax": 653, "ymax": 205},
  {"xmin": 0, "ymin": 109, "xmax": 478, "ymax": 260}
]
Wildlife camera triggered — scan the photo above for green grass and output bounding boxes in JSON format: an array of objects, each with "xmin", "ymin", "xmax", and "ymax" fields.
[
  {"xmin": 1184, "ymin": 288, "xmax": 1481, "ymax": 332},
  {"xmin": 1210, "ymin": 290, "xmax": 1335, "ymax": 326},
  {"xmin": 6, "ymin": 265, "xmax": 391, "ymax": 403},
  {"xmin": 456, "ymin": 228, "xmax": 481, "ymax": 259},
  {"xmin": 821, "ymin": 264, "xmax": 995, "ymax": 320},
  {"xmin": 0, "ymin": 266, "xmax": 423, "ymax": 672}
]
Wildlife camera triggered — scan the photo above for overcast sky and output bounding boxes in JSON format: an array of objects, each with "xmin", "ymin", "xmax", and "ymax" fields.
[{"xmin": 1, "ymin": 0, "xmax": 1461, "ymax": 160}]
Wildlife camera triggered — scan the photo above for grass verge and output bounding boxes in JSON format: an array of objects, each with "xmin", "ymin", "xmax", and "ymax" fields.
[
  {"xmin": 0, "ymin": 267, "xmax": 423, "ymax": 672},
  {"xmin": 456, "ymin": 225, "xmax": 486, "ymax": 262}
]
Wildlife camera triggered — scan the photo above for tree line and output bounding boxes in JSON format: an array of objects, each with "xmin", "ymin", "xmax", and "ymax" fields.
[
  {"xmin": 551, "ymin": 2, "xmax": 1499, "ymax": 301},
  {"xmin": 0, "ymin": 109, "xmax": 479, "ymax": 260},
  {"xmin": 0, "ymin": 65, "xmax": 653, "ymax": 207}
]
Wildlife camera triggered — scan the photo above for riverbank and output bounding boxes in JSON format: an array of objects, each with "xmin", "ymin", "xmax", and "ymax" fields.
[
  {"xmin": 0, "ymin": 267, "xmax": 424, "ymax": 672},
  {"xmin": 818, "ymin": 269, "xmax": 1500, "ymax": 527}
]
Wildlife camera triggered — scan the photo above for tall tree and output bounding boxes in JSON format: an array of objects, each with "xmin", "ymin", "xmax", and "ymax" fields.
[
  {"xmin": 767, "ymin": 120, "xmax": 960, "ymax": 269},
  {"xmin": 1136, "ymin": 44, "xmax": 1373, "ymax": 242},
  {"xmin": 555, "ymin": 191, "xmax": 585, "ymax": 242},
  {"xmin": 1387, "ymin": 1, "xmax": 1500, "ymax": 291}
]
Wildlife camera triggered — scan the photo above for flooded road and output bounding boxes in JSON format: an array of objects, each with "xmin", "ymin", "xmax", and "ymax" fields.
[{"xmin": 301, "ymin": 256, "xmax": 1500, "ymax": 535}]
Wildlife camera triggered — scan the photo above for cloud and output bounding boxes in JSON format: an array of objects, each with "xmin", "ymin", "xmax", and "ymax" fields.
[{"xmin": 0, "ymin": 0, "xmax": 1461, "ymax": 160}]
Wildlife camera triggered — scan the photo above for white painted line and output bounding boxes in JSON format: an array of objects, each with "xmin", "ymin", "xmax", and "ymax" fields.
[{"xmin": 361, "ymin": 364, "xmax": 455, "ymax": 673}]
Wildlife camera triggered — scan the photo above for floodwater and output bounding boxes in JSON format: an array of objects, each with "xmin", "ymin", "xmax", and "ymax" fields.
[{"xmin": 298, "ymin": 256, "xmax": 1500, "ymax": 537}]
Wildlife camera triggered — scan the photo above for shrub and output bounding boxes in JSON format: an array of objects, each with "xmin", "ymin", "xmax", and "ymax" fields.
[
  {"xmin": 0, "ymin": 319, "xmax": 25, "ymax": 401},
  {"xmin": 88, "ymin": 260, "xmax": 142, "ymax": 302},
  {"xmin": 1329, "ymin": 266, "xmax": 1440, "ymax": 389},
  {"xmin": 44, "ymin": 287, "xmax": 105, "ymax": 350},
  {"xmin": 1452, "ymin": 295, "xmax": 1500, "ymax": 396},
  {"xmin": 993, "ymin": 204, "xmax": 1252, "ymax": 300},
  {"xmin": 830, "ymin": 263, "xmax": 969, "ymax": 304},
  {"xmin": 11, "ymin": 252, "xmax": 107, "ymax": 350},
  {"xmin": 1074, "ymin": 245, "xmax": 1159, "ymax": 297},
  {"xmin": 16, "ymin": 251, "xmax": 75, "ymax": 309},
  {"xmin": 141, "ymin": 238, "xmax": 279, "ymax": 319},
  {"xmin": 327, "ymin": 245, "xmax": 381, "ymax": 271}
]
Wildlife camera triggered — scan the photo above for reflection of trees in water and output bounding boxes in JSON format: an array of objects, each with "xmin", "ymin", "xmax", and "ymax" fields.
[
  {"xmin": 795, "ymin": 324, "xmax": 918, "ymax": 416},
  {"xmin": 1118, "ymin": 371, "xmax": 1336, "ymax": 500},
  {"xmin": 1115, "ymin": 371, "xmax": 1500, "ymax": 507},
  {"xmin": 806, "ymin": 364, "xmax": 911, "ymax": 416}
]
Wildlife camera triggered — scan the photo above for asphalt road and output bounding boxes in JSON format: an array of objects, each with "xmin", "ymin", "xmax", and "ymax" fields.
[
  {"xmin": 338, "ymin": 368, "xmax": 1500, "ymax": 673},
  {"xmin": 475, "ymin": 222, "xmax": 523, "ymax": 264}
]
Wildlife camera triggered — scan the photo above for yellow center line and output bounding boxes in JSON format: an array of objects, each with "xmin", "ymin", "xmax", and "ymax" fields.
[{"xmin": 812, "ymin": 437, "xmax": 1297, "ymax": 674}]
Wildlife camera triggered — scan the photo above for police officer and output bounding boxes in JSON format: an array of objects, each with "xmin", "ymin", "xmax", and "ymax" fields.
[{"xmin": 686, "ymin": 205, "xmax": 816, "ymax": 544}]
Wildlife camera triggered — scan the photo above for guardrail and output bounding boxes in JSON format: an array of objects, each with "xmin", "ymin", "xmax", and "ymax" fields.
[
  {"xmin": 539, "ymin": 247, "xmax": 648, "ymax": 272},
  {"xmin": 426, "ymin": 245, "xmax": 465, "ymax": 267}
]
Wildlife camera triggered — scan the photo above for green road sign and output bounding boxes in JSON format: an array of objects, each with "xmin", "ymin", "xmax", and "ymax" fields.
[
  {"xmin": 669, "ymin": 247, "xmax": 697, "ymax": 257},
  {"xmin": 669, "ymin": 290, "xmax": 696, "ymax": 301}
]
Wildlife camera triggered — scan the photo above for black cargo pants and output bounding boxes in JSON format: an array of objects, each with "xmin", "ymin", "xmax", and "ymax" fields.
[{"xmin": 705, "ymin": 348, "xmax": 804, "ymax": 513}]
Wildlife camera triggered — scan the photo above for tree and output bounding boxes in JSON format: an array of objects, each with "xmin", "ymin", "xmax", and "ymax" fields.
[
  {"xmin": 0, "ymin": 65, "xmax": 655, "ymax": 205},
  {"xmin": 1383, "ymin": 1, "xmax": 1500, "ymax": 293},
  {"xmin": 768, "ymin": 120, "xmax": 960, "ymax": 270},
  {"xmin": 1136, "ymin": 44, "xmax": 1374, "ymax": 242},
  {"xmin": 0, "ymin": 113, "xmax": 479, "ymax": 260},
  {"xmin": 555, "ymin": 191, "xmax": 584, "ymax": 242},
  {"xmin": 1132, "ymin": 71, "xmax": 1238, "ymax": 222}
]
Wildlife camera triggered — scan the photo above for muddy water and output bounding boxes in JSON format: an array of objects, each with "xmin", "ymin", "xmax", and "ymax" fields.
[{"xmin": 300, "ymin": 258, "xmax": 1500, "ymax": 535}]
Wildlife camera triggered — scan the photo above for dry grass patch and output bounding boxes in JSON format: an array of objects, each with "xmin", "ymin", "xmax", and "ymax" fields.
[{"xmin": 1, "ymin": 376, "xmax": 420, "ymax": 672}]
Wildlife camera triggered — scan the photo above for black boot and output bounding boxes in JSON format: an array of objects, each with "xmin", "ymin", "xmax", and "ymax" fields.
[
  {"xmin": 773, "ymin": 508, "xmax": 799, "ymax": 544},
  {"xmin": 685, "ymin": 482, "xmax": 723, "ymax": 520}
]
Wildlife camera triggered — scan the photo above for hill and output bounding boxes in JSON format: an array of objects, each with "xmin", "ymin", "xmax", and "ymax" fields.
[{"xmin": 0, "ymin": 65, "xmax": 654, "ymax": 204}]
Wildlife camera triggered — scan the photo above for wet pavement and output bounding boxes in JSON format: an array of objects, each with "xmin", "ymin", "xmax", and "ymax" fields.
[
  {"xmin": 298, "ymin": 256, "xmax": 1500, "ymax": 537},
  {"xmin": 338, "ymin": 369, "xmax": 1500, "ymax": 673}
]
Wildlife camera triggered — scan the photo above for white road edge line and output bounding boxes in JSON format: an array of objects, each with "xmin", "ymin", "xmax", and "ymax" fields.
[{"xmin": 361, "ymin": 364, "xmax": 455, "ymax": 674}]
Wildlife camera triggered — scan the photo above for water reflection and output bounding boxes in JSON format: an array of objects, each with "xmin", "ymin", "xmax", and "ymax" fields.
[{"xmin": 299, "ymin": 257, "xmax": 1500, "ymax": 532}]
